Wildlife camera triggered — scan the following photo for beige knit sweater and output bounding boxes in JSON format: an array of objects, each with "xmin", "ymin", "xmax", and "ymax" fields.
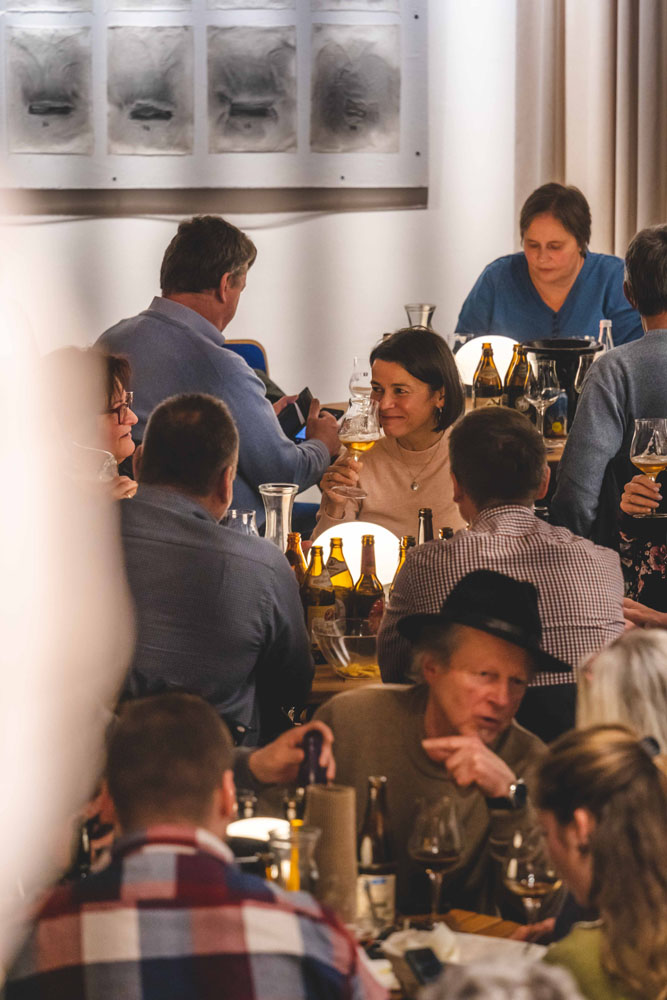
[{"xmin": 311, "ymin": 429, "xmax": 466, "ymax": 542}]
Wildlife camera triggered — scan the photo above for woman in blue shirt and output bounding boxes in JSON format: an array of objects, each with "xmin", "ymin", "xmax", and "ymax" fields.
[{"xmin": 456, "ymin": 183, "xmax": 643, "ymax": 345}]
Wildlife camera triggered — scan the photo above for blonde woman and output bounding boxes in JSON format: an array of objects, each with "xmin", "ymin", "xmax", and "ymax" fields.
[{"xmin": 537, "ymin": 726, "xmax": 667, "ymax": 1000}]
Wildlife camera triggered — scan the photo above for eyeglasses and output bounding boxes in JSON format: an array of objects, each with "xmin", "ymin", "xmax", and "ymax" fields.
[{"xmin": 105, "ymin": 391, "xmax": 134, "ymax": 424}]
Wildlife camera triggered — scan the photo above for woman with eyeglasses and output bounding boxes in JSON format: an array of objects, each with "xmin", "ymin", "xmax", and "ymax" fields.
[{"xmin": 44, "ymin": 347, "xmax": 138, "ymax": 500}]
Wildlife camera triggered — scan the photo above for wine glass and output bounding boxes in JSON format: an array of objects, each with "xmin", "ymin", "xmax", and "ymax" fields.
[
  {"xmin": 524, "ymin": 359, "xmax": 561, "ymax": 449},
  {"xmin": 503, "ymin": 828, "xmax": 562, "ymax": 927},
  {"xmin": 333, "ymin": 397, "xmax": 383, "ymax": 501},
  {"xmin": 573, "ymin": 354, "xmax": 595, "ymax": 395},
  {"xmin": 221, "ymin": 508, "xmax": 259, "ymax": 535},
  {"xmin": 408, "ymin": 797, "xmax": 462, "ymax": 926},
  {"xmin": 629, "ymin": 419, "xmax": 667, "ymax": 518}
]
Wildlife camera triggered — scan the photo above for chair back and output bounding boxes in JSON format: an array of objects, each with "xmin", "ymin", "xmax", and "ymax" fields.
[{"xmin": 223, "ymin": 339, "xmax": 269, "ymax": 374}]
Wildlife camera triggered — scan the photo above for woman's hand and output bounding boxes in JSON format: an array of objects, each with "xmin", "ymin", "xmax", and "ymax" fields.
[
  {"xmin": 109, "ymin": 475, "xmax": 137, "ymax": 501},
  {"xmin": 623, "ymin": 597, "xmax": 667, "ymax": 630},
  {"xmin": 320, "ymin": 456, "xmax": 362, "ymax": 517},
  {"xmin": 620, "ymin": 474, "xmax": 662, "ymax": 515}
]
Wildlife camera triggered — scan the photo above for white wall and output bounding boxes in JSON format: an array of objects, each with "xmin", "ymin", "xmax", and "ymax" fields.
[{"xmin": 1, "ymin": 0, "xmax": 518, "ymax": 403}]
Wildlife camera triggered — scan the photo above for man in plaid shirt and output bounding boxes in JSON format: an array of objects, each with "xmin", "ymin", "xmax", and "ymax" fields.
[
  {"xmin": 378, "ymin": 407, "xmax": 625, "ymax": 741},
  {"xmin": 5, "ymin": 695, "xmax": 386, "ymax": 1000}
]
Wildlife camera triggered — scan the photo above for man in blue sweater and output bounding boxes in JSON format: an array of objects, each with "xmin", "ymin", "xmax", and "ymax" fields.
[
  {"xmin": 97, "ymin": 216, "xmax": 339, "ymax": 525},
  {"xmin": 552, "ymin": 225, "xmax": 667, "ymax": 545}
]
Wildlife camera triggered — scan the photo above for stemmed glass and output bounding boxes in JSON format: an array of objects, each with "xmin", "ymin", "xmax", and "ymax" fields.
[
  {"xmin": 525, "ymin": 359, "xmax": 561, "ymax": 450},
  {"xmin": 629, "ymin": 419, "xmax": 667, "ymax": 518},
  {"xmin": 503, "ymin": 828, "xmax": 561, "ymax": 927},
  {"xmin": 333, "ymin": 397, "xmax": 383, "ymax": 501},
  {"xmin": 221, "ymin": 509, "xmax": 259, "ymax": 535},
  {"xmin": 408, "ymin": 797, "xmax": 462, "ymax": 926}
]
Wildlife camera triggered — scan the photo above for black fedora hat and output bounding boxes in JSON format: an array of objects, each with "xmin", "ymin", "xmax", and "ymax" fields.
[{"xmin": 397, "ymin": 569, "xmax": 570, "ymax": 675}]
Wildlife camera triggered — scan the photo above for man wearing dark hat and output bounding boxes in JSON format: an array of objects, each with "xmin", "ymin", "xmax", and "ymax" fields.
[{"xmin": 316, "ymin": 570, "xmax": 554, "ymax": 919}]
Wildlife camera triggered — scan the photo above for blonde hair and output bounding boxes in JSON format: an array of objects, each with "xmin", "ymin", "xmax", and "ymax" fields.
[
  {"xmin": 577, "ymin": 630, "xmax": 667, "ymax": 748},
  {"xmin": 537, "ymin": 726, "xmax": 667, "ymax": 1000}
]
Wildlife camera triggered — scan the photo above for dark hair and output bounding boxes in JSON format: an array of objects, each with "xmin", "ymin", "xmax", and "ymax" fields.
[
  {"xmin": 519, "ymin": 183, "xmax": 591, "ymax": 254},
  {"xmin": 160, "ymin": 216, "xmax": 257, "ymax": 296},
  {"xmin": 536, "ymin": 725, "xmax": 667, "ymax": 999},
  {"xmin": 139, "ymin": 393, "xmax": 239, "ymax": 495},
  {"xmin": 449, "ymin": 407, "xmax": 546, "ymax": 508},
  {"xmin": 41, "ymin": 346, "xmax": 131, "ymax": 445},
  {"xmin": 106, "ymin": 693, "xmax": 235, "ymax": 831},
  {"xmin": 370, "ymin": 328, "xmax": 465, "ymax": 431},
  {"xmin": 101, "ymin": 353, "xmax": 131, "ymax": 409},
  {"xmin": 624, "ymin": 225, "xmax": 667, "ymax": 317}
]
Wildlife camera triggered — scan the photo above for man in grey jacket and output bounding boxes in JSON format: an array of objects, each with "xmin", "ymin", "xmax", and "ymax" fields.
[
  {"xmin": 552, "ymin": 225, "xmax": 667, "ymax": 545},
  {"xmin": 97, "ymin": 215, "xmax": 339, "ymax": 525},
  {"xmin": 120, "ymin": 392, "xmax": 314, "ymax": 746}
]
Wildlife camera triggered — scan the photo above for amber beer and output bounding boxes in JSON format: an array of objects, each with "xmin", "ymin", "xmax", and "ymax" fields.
[
  {"xmin": 472, "ymin": 342, "xmax": 503, "ymax": 408},
  {"xmin": 350, "ymin": 535, "xmax": 385, "ymax": 628},
  {"xmin": 631, "ymin": 455, "xmax": 667, "ymax": 479},
  {"xmin": 389, "ymin": 534, "xmax": 415, "ymax": 599},
  {"xmin": 326, "ymin": 537, "xmax": 354, "ymax": 614},
  {"xmin": 285, "ymin": 532, "xmax": 307, "ymax": 587},
  {"xmin": 300, "ymin": 546, "xmax": 336, "ymax": 656},
  {"xmin": 338, "ymin": 439, "xmax": 377, "ymax": 454},
  {"xmin": 357, "ymin": 775, "xmax": 396, "ymax": 929},
  {"xmin": 503, "ymin": 344, "xmax": 531, "ymax": 412}
]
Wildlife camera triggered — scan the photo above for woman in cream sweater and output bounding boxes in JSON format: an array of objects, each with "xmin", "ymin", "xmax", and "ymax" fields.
[{"xmin": 311, "ymin": 328, "xmax": 466, "ymax": 541}]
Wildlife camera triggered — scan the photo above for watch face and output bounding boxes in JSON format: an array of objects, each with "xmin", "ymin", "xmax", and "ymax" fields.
[{"xmin": 511, "ymin": 780, "xmax": 528, "ymax": 809}]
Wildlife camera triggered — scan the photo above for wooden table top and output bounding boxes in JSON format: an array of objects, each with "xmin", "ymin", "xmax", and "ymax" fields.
[
  {"xmin": 445, "ymin": 908, "xmax": 519, "ymax": 938},
  {"xmin": 307, "ymin": 661, "xmax": 380, "ymax": 706}
]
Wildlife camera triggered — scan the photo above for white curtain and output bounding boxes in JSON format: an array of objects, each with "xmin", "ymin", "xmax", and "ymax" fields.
[{"xmin": 515, "ymin": 0, "xmax": 667, "ymax": 255}]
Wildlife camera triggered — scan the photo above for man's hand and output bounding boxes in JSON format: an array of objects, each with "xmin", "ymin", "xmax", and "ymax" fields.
[
  {"xmin": 422, "ymin": 735, "xmax": 516, "ymax": 798},
  {"xmin": 248, "ymin": 721, "xmax": 335, "ymax": 786},
  {"xmin": 305, "ymin": 398, "xmax": 340, "ymax": 457},
  {"xmin": 273, "ymin": 394, "xmax": 298, "ymax": 417},
  {"xmin": 620, "ymin": 474, "xmax": 662, "ymax": 515},
  {"xmin": 623, "ymin": 596, "xmax": 667, "ymax": 630}
]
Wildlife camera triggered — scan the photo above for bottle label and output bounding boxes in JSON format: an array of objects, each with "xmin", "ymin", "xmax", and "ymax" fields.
[
  {"xmin": 307, "ymin": 604, "xmax": 337, "ymax": 639},
  {"xmin": 356, "ymin": 873, "xmax": 396, "ymax": 927},
  {"xmin": 327, "ymin": 557, "xmax": 348, "ymax": 577},
  {"xmin": 473, "ymin": 395, "xmax": 502, "ymax": 408}
]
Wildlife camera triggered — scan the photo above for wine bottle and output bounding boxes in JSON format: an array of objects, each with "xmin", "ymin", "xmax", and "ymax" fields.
[
  {"xmin": 472, "ymin": 342, "xmax": 503, "ymax": 408},
  {"xmin": 326, "ymin": 537, "xmax": 354, "ymax": 614},
  {"xmin": 417, "ymin": 507, "xmax": 434, "ymax": 545},
  {"xmin": 350, "ymin": 535, "xmax": 385, "ymax": 629},
  {"xmin": 503, "ymin": 344, "xmax": 531, "ymax": 412},
  {"xmin": 389, "ymin": 535, "xmax": 411, "ymax": 600},
  {"xmin": 285, "ymin": 532, "xmax": 307, "ymax": 587},
  {"xmin": 300, "ymin": 546, "xmax": 337, "ymax": 657},
  {"xmin": 357, "ymin": 775, "xmax": 396, "ymax": 929}
]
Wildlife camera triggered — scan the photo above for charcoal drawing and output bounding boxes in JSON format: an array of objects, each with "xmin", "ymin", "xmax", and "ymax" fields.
[
  {"xmin": 107, "ymin": 27, "xmax": 194, "ymax": 154},
  {"xmin": 310, "ymin": 24, "xmax": 400, "ymax": 153},
  {"xmin": 207, "ymin": 26, "xmax": 296, "ymax": 153},
  {"xmin": 7, "ymin": 27, "xmax": 93, "ymax": 153},
  {"xmin": 311, "ymin": 0, "xmax": 398, "ymax": 10}
]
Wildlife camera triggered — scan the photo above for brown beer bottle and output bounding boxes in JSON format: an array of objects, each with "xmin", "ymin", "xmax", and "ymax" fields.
[
  {"xmin": 300, "ymin": 546, "xmax": 336, "ymax": 657},
  {"xmin": 350, "ymin": 535, "xmax": 385, "ymax": 629},
  {"xmin": 285, "ymin": 532, "xmax": 307, "ymax": 587},
  {"xmin": 472, "ymin": 342, "xmax": 503, "ymax": 408},
  {"xmin": 357, "ymin": 776, "xmax": 396, "ymax": 929},
  {"xmin": 503, "ymin": 344, "xmax": 531, "ymax": 412},
  {"xmin": 439, "ymin": 526, "xmax": 454, "ymax": 540},
  {"xmin": 417, "ymin": 507, "xmax": 434, "ymax": 544},
  {"xmin": 389, "ymin": 535, "xmax": 412, "ymax": 600},
  {"xmin": 326, "ymin": 537, "xmax": 354, "ymax": 614}
]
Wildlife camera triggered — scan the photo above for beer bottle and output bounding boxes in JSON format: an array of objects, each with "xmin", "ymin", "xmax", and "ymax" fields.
[
  {"xmin": 285, "ymin": 532, "xmax": 307, "ymax": 587},
  {"xmin": 472, "ymin": 342, "xmax": 503, "ymax": 408},
  {"xmin": 326, "ymin": 537, "xmax": 354, "ymax": 614},
  {"xmin": 438, "ymin": 526, "xmax": 454, "ymax": 540},
  {"xmin": 389, "ymin": 535, "xmax": 412, "ymax": 600},
  {"xmin": 357, "ymin": 775, "xmax": 396, "ymax": 929},
  {"xmin": 300, "ymin": 546, "xmax": 336, "ymax": 657},
  {"xmin": 503, "ymin": 344, "xmax": 531, "ymax": 412},
  {"xmin": 350, "ymin": 535, "xmax": 385, "ymax": 629},
  {"xmin": 417, "ymin": 507, "xmax": 434, "ymax": 544}
]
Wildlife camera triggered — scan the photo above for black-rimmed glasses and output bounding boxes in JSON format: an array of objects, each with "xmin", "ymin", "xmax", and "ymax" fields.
[{"xmin": 105, "ymin": 391, "xmax": 134, "ymax": 424}]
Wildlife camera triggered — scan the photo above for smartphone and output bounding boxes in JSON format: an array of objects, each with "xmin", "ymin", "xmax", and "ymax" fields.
[
  {"xmin": 278, "ymin": 387, "xmax": 314, "ymax": 439},
  {"xmin": 404, "ymin": 948, "xmax": 444, "ymax": 985}
]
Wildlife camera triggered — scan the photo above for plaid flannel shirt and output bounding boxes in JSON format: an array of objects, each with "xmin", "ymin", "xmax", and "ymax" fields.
[
  {"xmin": 5, "ymin": 825, "xmax": 386, "ymax": 1000},
  {"xmin": 378, "ymin": 505, "xmax": 625, "ymax": 687}
]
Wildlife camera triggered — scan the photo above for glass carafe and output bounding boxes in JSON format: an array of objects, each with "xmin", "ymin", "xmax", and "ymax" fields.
[
  {"xmin": 259, "ymin": 483, "xmax": 298, "ymax": 550},
  {"xmin": 404, "ymin": 303, "xmax": 436, "ymax": 329},
  {"xmin": 268, "ymin": 825, "xmax": 321, "ymax": 894}
]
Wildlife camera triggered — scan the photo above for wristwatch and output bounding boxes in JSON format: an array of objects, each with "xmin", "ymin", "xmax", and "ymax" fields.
[{"xmin": 486, "ymin": 778, "xmax": 528, "ymax": 811}]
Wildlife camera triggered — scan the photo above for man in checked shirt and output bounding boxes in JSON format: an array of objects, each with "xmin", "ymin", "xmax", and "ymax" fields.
[{"xmin": 378, "ymin": 406, "xmax": 625, "ymax": 741}]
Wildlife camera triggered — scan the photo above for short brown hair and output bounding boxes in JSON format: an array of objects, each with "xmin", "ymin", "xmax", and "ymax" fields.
[
  {"xmin": 160, "ymin": 215, "xmax": 257, "ymax": 296},
  {"xmin": 106, "ymin": 693, "xmax": 235, "ymax": 831},
  {"xmin": 624, "ymin": 224, "xmax": 667, "ymax": 317},
  {"xmin": 449, "ymin": 407, "xmax": 546, "ymax": 508},
  {"xmin": 520, "ymin": 183, "xmax": 591, "ymax": 254},
  {"xmin": 139, "ymin": 393, "xmax": 238, "ymax": 495}
]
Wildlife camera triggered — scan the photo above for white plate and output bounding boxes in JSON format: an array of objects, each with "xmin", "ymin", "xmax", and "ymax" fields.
[{"xmin": 454, "ymin": 931, "xmax": 546, "ymax": 963}]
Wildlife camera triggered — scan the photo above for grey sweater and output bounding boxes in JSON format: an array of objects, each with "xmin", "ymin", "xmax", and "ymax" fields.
[{"xmin": 552, "ymin": 329, "xmax": 667, "ymax": 544}]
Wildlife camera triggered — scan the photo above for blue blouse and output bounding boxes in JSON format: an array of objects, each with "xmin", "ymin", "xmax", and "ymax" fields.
[{"xmin": 456, "ymin": 251, "xmax": 643, "ymax": 345}]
